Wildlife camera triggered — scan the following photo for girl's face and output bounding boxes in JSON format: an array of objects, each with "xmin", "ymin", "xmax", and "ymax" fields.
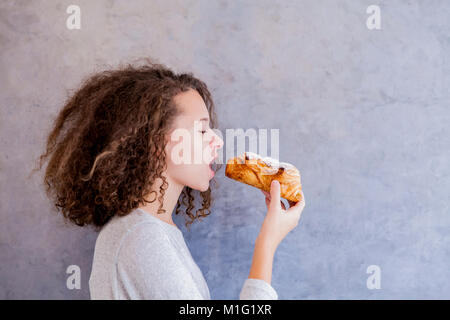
[{"xmin": 164, "ymin": 89, "xmax": 224, "ymax": 192}]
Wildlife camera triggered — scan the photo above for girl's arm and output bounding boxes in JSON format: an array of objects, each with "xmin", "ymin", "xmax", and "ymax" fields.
[
  {"xmin": 248, "ymin": 234, "xmax": 276, "ymax": 284},
  {"xmin": 248, "ymin": 180, "xmax": 306, "ymax": 285}
]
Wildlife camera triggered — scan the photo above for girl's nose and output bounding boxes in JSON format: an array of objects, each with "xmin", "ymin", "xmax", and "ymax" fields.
[{"xmin": 210, "ymin": 134, "xmax": 223, "ymax": 150}]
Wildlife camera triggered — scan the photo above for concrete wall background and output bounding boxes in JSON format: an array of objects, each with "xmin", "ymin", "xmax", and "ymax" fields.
[{"xmin": 1, "ymin": 0, "xmax": 449, "ymax": 299}]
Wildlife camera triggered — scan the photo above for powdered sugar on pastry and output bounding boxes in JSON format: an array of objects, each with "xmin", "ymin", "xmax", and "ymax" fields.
[{"xmin": 241, "ymin": 152, "xmax": 300, "ymax": 176}]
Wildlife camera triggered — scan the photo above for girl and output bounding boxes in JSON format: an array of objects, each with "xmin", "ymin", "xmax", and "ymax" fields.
[{"xmin": 35, "ymin": 59, "xmax": 306, "ymax": 299}]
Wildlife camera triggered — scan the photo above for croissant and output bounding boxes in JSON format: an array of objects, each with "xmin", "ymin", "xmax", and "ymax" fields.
[{"xmin": 225, "ymin": 152, "xmax": 303, "ymax": 202}]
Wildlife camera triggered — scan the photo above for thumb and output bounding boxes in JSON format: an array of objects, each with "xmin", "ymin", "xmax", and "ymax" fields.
[{"xmin": 269, "ymin": 180, "xmax": 281, "ymax": 210}]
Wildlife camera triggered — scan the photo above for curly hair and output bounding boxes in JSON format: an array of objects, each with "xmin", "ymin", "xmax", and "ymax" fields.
[{"xmin": 29, "ymin": 58, "xmax": 222, "ymax": 232}]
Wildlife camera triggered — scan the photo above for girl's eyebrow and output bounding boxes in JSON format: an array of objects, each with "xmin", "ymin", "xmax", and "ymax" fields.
[{"xmin": 199, "ymin": 117, "xmax": 210, "ymax": 123}]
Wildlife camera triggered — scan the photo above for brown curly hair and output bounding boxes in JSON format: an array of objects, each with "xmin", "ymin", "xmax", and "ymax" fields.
[{"xmin": 29, "ymin": 58, "xmax": 222, "ymax": 232}]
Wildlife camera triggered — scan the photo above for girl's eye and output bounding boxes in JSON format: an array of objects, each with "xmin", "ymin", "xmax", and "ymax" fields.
[{"xmin": 200, "ymin": 130, "xmax": 207, "ymax": 134}]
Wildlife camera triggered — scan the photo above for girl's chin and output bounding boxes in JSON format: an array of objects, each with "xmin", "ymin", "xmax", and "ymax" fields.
[{"xmin": 197, "ymin": 182, "xmax": 210, "ymax": 192}]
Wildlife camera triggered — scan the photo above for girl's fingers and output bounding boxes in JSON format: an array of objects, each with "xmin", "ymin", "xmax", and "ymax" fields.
[
  {"xmin": 263, "ymin": 188, "xmax": 303, "ymax": 212},
  {"xmin": 269, "ymin": 180, "xmax": 281, "ymax": 211},
  {"xmin": 298, "ymin": 191, "xmax": 306, "ymax": 207},
  {"xmin": 292, "ymin": 192, "xmax": 306, "ymax": 209},
  {"xmin": 263, "ymin": 194, "xmax": 286, "ymax": 210}
]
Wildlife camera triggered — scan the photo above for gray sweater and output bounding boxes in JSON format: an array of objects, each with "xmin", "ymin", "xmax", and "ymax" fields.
[{"xmin": 89, "ymin": 208, "xmax": 278, "ymax": 300}]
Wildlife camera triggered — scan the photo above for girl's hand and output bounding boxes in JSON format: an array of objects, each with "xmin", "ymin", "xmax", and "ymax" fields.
[{"xmin": 257, "ymin": 180, "xmax": 306, "ymax": 252}]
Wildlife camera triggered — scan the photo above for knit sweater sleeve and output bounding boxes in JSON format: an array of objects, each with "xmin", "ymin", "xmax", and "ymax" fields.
[{"xmin": 239, "ymin": 278, "xmax": 279, "ymax": 300}]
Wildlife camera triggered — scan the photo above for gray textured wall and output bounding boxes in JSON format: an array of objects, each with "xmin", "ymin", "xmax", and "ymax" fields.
[{"xmin": 1, "ymin": 0, "xmax": 449, "ymax": 299}]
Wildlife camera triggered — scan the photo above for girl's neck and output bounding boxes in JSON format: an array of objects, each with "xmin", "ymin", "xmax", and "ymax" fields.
[{"xmin": 138, "ymin": 174, "xmax": 184, "ymax": 226}]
